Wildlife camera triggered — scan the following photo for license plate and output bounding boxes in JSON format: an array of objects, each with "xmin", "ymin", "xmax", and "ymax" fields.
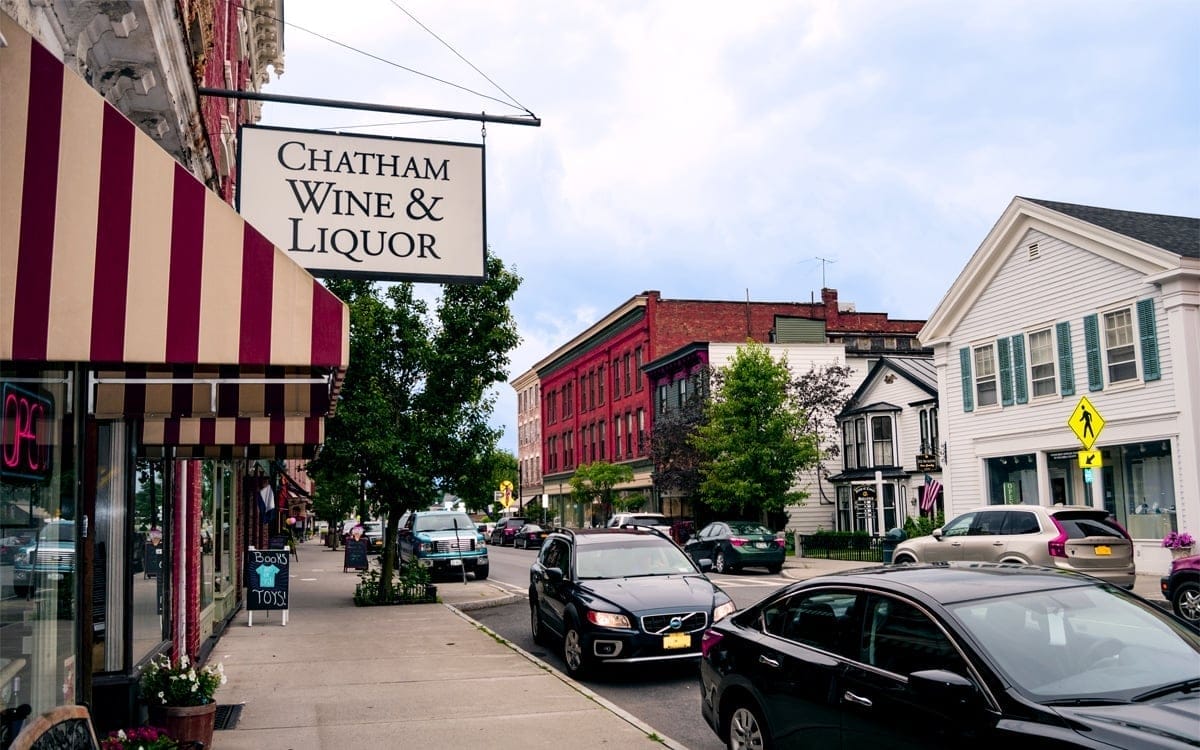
[
  {"xmin": 663, "ymin": 632, "xmax": 691, "ymax": 649},
  {"xmin": 450, "ymin": 558, "xmax": 462, "ymax": 566},
  {"xmin": 1095, "ymin": 545, "xmax": 1112, "ymax": 556},
  {"xmin": 754, "ymin": 542, "xmax": 768, "ymax": 549}
]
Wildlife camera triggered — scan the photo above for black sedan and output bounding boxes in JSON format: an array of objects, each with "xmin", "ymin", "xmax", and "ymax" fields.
[
  {"xmin": 700, "ymin": 563, "xmax": 1200, "ymax": 750},
  {"xmin": 514, "ymin": 524, "xmax": 548, "ymax": 550},
  {"xmin": 530, "ymin": 527, "xmax": 735, "ymax": 679},
  {"xmin": 684, "ymin": 520, "xmax": 786, "ymax": 573}
]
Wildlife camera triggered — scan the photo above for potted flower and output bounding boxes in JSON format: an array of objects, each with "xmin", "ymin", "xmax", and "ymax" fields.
[
  {"xmin": 138, "ymin": 654, "xmax": 225, "ymax": 749},
  {"xmin": 100, "ymin": 726, "xmax": 178, "ymax": 750},
  {"xmin": 1162, "ymin": 531, "xmax": 1196, "ymax": 559}
]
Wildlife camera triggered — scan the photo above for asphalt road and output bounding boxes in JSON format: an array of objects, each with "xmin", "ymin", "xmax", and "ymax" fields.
[{"xmin": 478, "ymin": 544, "xmax": 792, "ymax": 750}]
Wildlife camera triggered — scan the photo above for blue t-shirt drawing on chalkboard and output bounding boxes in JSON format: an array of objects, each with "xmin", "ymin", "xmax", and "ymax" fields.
[{"xmin": 255, "ymin": 563, "xmax": 281, "ymax": 588}]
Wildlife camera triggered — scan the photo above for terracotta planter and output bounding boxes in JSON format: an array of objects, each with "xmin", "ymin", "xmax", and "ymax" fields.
[{"xmin": 148, "ymin": 702, "xmax": 217, "ymax": 749}]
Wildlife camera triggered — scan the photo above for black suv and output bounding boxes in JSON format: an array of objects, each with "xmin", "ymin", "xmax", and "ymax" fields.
[
  {"xmin": 489, "ymin": 517, "xmax": 526, "ymax": 546},
  {"xmin": 529, "ymin": 527, "xmax": 735, "ymax": 678}
]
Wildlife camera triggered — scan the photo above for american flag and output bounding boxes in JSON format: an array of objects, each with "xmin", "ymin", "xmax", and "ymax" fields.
[{"xmin": 921, "ymin": 474, "xmax": 942, "ymax": 512}]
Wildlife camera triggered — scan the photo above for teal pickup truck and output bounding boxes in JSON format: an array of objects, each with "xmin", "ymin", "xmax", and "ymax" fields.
[{"xmin": 397, "ymin": 510, "xmax": 489, "ymax": 580}]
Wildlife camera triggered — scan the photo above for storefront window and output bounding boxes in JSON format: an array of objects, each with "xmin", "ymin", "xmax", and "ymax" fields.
[
  {"xmin": 1, "ymin": 372, "xmax": 78, "ymax": 715},
  {"xmin": 986, "ymin": 454, "xmax": 1037, "ymax": 505},
  {"xmin": 1103, "ymin": 441, "xmax": 1176, "ymax": 540},
  {"xmin": 132, "ymin": 461, "xmax": 168, "ymax": 665},
  {"xmin": 93, "ymin": 423, "xmax": 129, "ymax": 673}
]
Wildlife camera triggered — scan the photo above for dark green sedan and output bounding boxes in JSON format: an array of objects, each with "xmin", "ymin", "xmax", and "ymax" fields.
[{"xmin": 684, "ymin": 520, "xmax": 785, "ymax": 574}]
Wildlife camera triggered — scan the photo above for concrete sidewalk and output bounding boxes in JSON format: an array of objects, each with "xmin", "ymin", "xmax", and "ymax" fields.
[{"xmin": 210, "ymin": 539, "xmax": 678, "ymax": 750}]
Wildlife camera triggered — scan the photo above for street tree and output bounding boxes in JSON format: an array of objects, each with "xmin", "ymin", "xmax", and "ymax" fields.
[
  {"xmin": 790, "ymin": 363, "xmax": 854, "ymax": 505},
  {"xmin": 569, "ymin": 461, "xmax": 634, "ymax": 526},
  {"xmin": 456, "ymin": 447, "xmax": 517, "ymax": 515},
  {"xmin": 690, "ymin": 341, "xmax": 819, "ymax": 517},
  {"xmin": 307, "ymin": 253, "xmax": 521, "ymax": 599},
  {"xmin": 648, "ymin": 368, "xmax": 709, "ymax": 507}
]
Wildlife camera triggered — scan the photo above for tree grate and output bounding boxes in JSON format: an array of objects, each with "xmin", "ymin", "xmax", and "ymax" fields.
[{"xmin": 214, "ymin": 703, "xmax": 243, "ymax": 730}]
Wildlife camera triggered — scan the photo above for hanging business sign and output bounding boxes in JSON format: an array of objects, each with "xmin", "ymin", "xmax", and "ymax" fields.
[{"xmin": 238, "ymin": 125, "xmax": 486, "ymax": 283}]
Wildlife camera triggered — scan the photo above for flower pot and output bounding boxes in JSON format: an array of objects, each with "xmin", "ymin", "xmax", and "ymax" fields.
[
  {"xmin": 1170, "ymin": 546, "xmax": 1194, "ymax": 560},
  {"xmin": 148, "ymin": 702, "xmax": 217, "ymax": 749}
]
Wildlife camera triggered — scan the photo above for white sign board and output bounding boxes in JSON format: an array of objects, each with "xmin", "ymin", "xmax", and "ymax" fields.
[{"xmin": 238, "ymin": 125, "xmax": 486, "ymax": 283}]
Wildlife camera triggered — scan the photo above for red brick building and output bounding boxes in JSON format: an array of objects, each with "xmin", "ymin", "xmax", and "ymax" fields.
[{"xmin": 521, "ymin": 289, "xmax": 923, "ymax": 526}]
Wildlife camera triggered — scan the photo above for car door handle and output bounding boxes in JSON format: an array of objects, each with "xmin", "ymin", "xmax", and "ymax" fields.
[
  {"xmin": 992, "ymin": 541, "xmax": 1004, "ymax": 546},
  {"xmin": 758, "ymin": 654, "xmax": 781, "ymax": 669},
  {"xmin": 843, "ymin": 691, "xmax": 873, "ymax": 707}
]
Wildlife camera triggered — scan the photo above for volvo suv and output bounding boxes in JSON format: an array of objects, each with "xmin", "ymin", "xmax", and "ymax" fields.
[
  {"xmin": 529, "ymin": 526, "xmax": 735, "ymax": 679},
  {"xmin": 891, "ymin": 504, "xmax": 1135, "ymax": 588}
]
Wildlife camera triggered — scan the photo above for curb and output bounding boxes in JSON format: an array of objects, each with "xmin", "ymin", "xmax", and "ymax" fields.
[{"xmin": 445, "ymin": 603, "xmax": 689, "ymax": 750}]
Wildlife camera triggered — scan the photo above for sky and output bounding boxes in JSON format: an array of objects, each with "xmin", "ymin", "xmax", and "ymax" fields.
[{"xmin": 256, "ymin": 0, "xmax": 1200, "ymax": 452}]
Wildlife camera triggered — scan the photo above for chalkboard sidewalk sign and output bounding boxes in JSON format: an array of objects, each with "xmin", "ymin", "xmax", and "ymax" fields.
[
  {"xmin": 343, "ymin": 539, "xmax": 368, "ymax": 572},
  {"xmin": 245, "ymin": 547, "xmax": 290, "ymax": 626}
]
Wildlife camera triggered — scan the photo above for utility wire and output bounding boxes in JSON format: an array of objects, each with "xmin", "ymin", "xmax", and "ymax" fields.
[{"xmin": 228, "ymin": 0, "xmax": 535, "ymax": 118}]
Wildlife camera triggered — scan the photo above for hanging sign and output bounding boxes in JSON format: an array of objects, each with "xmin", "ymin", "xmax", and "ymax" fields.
[{"xmin": 238, "ymin": 125, "xmax": 485, "ymax": 284}]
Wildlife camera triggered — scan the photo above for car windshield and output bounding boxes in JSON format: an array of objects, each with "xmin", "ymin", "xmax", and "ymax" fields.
[
  {"xmin": 576, "ymin": 541, "xmax": 697, "ymax": 579},
  {"xmin": 39, "ymin": 523, "xmax": 74, "ymax": 542},
  {"xmin": 727, "ymin": 522, "xmax": 772, "ymax": 535},
  {"xmin": 414, "ymin": 514, "xmax": 476, "ymax": 533},
  {"xmin": 949, "ymin": 586, "xmax": 1200, "ymax": 703}
]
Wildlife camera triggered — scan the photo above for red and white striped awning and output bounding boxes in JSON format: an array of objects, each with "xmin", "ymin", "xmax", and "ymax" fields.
[{"xmin": 0, "ymin": 15, "xmax": 350, "ymax": 456}]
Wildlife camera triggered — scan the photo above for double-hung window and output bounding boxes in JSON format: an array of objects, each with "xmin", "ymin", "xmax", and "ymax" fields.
[
  {"xmin": 871, "ymin": 415, "xmax": 894, "ymax": 466},
  {"xmin": 974, "ymin": 344, "xmax": 998, "ymax": 407},
  {"xmin": 1103, "ymin": 308, "xmax": 1138, "ymax": 383},
  {"xmin": 1028, "ymin": 328, "xmax": 1057, "ymax": 397}
]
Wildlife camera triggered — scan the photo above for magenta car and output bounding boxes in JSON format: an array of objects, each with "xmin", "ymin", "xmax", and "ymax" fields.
[{"xmin": 1161, "ymin": 553, "xmax": 1200, "ymax": 625}]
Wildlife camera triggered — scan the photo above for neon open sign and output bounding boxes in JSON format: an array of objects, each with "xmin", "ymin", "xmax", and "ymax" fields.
[{"xmin": 2, "ymin": 383, "xmax": 53, "ymax": 481}]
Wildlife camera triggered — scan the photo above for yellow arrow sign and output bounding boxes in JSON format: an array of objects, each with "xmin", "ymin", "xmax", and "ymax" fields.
[
  {"xmin": 1068, "ymin": 396, "xmax": 1105, "ymax": 450},
  {"xmin": 1077, "ymin": 450, "xmax": 1102, "ymax": 468}
]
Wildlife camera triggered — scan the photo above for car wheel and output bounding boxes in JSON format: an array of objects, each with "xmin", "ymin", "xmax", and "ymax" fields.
[
  {"xmin": 892, "ymin": 553, "xmax": 917, "ymax": 565},
  {"xmin": 766, "ymin": 563, "xmax": 783, "ymax": 574},
  {"xmin": 714, "ymin": 550, "xmax": 728, "ymax": 574},
  {"xmin": 1172, "ymin": 580, "xmax": 1200, "ymax": 624},
  {"xmin": 474, "ymin": 566, "xmax": 489, "ymax": 581},
  {"xmin": 530, "ymin": 598, "xmax": 548, "ymax": 646},
  {"xmin": 561, "ymin": 615, "xmax": 591, "ymax": 679},
  {"xmin": 725, "ymin": 699, "xmax": 771, "ymax": 750}
]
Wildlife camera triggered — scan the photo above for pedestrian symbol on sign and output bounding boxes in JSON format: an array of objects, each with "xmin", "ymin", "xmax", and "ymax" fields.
[{"xmin": 1068, "ymin": 396, "xmax": 1105, "ymax": 451}]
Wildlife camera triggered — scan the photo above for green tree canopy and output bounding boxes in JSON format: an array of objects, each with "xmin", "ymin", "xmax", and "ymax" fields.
[
  {"xmin": 307, "ymin": 253, "xmax": 521, "ymax": 597},
  {"xmin": 690, "ymin": 342, "xmax": 818, "ymax": 516},
  {"xmin": 570, "ymin": 461, "xmax": 634, "ymax": 523}
]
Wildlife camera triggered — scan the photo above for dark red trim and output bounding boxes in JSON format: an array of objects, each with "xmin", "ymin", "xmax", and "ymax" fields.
[
  {"xmin": 162, "ymin": 418, "xmax": 181, "ymax": 445},
  {"xmin": 12, "ymin": 42, "xmax": 64, "ymax": 360},
  {"xmin": 311, "ymin": 282, "xmax": 344, "ymax": 367},
  {"xmin": 165, "ymin": 165, "xmax": 205, "ymax": 363},
  {"xmin": 199, "ymin": 418, "xmax": 216, "ymax": 445},
  {"xmin": 269, "ymin": 417, "xmax": 285, "ymax": 444},
  {"xmin": 304, "ymin": 417, "xmax": 321, "ymax": 445},
  {"xmin": 239, "ymin": 225, "xmax": 274, "ymax": 365},
  {"xmin": 235, "ymin": 418, "xmax": 251, "ymax": 445},
  {"xmin": 90, "ymin": 105, "xmax": 136, "ymax": 361}
]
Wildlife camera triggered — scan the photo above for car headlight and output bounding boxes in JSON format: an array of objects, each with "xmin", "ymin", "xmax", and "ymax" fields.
[
  {"xmin": 586, "ymin": 610, "xmax": 632, "ymax": 629},
  {"xmin": 417, "ymin": 542, "xmax": 433, "ymax": 554},
  {"xmin": 712, "ymin": 600, "xmax": 737, "ymax": 623}
]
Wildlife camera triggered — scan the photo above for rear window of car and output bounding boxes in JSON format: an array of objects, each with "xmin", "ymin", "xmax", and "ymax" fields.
[
  {"xmin": 1055, "ymin": 514, "xmax": 1126, "ymax": 539},
  {"xmin": 629, "ymin": 515, "xmax": 669, "ymax": 525},
  {"xmin": 728, "ymin": 522, "xmax": 772, "ymax": 535}
]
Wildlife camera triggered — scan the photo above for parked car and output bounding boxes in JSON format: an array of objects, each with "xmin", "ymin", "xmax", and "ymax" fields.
[
  {"xmin": 513, "ymin": 524, "xmax": 548, "ymax": 550},
  {"xmin": 684, "ymin": 520, "xmax": 786, "ymax": 574},
  {"xmin": 529, "ymin": 526, "xmax": 735, "ymax": 679},
  {"xmin": 489, "ymin": 517, "xmax": 526, "ymax": 546},
  {"xmin": 0, "ymin": 529, "xmax": 34, "ymax": 564},
  {"xmin": 700, "ymin": 562, "xmax": 1200, "ymax": 750},
  {"xmin": 1161, "ymin": 552, "xmax": 1200, "ymax": 625},
  {"xmin": 606, "ymin": 512, "xmax": 673, "ymax": 535},
  {"xmin": 362, "ymin": 520, "xmax": 384, "ymax": 554},
  {"xmin": 397, "ymin": 510, "xmax": 489, "ymax": 580},
  {"xmin": 891, "ymin": 504, "xmax": 1136, "ymax": 589},
  {"xmin": 12, "ymin": 520, "xmax": 75, "ymax": 597}
]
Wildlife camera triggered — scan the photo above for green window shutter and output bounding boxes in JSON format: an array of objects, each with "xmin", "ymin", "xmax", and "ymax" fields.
[
  {"xmin": 1137, "ymin": 298, "xmax": 1161, "ymax": 382},
  {"xmin": 1011, "ymin": 334, "xmax": 1028, "ymax": 404},
  {"xmin": 1056, "ymin": 321, "xmax": 1075, "ymax": 396},
  {"xmin": 1083, "ymin": 314, "xmax": 1103, "ymax": 392},
  {"xmin": 997, "ymin": 337, "xmax": 1014, "ymax": 406},
  {"xmin": 959, "ymin": 347, "xmax": 974, "ymax": 412}
]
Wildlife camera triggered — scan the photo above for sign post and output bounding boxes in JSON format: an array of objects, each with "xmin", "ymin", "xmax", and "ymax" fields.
[{"xmin": 1068, "ymin": 396, "xmax": 1107, "ymax": 509}]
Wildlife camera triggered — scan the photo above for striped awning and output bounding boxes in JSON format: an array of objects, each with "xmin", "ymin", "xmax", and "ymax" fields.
[{"xmin": 1, "ymin": 15, "xmax": 350, "ymax": 454}]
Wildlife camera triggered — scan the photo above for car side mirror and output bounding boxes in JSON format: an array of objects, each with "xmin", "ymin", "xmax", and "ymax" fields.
[
  {"xmin": 697, "ymin": 558, "xmax": 713, "ymax": 573},
  {"xmin": 908, "ymin": 669, "xmax": 981, "ymax": 711},
  {"xmin": 931, "ymin": 528, "xmax": 943, "ymax": 540},
  {"xmin": 544, "ymin": 567, "xmax": 564, "ymax": 583}
]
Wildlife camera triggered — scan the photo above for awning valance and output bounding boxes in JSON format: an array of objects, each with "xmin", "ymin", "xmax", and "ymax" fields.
[
  {"xmin": 140, "ymin": 417, "xmax": 323, "ymax": 459},
  {"xmin": 1, "ymin": 15, "xmax": 349, "ymax": 453}
]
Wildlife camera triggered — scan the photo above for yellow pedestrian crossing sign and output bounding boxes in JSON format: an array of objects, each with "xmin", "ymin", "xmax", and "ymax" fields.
[
  {"xmin": 498, "ymin": 480, "xmax": 514, "ymax": 509},
  {"xmin": 1077, "ymin": 450, "xmax": 1102, "ymax": 468},
  {"xmin": 1068, "ymin": 396, "xmax": 1105, "ymax": 451}
]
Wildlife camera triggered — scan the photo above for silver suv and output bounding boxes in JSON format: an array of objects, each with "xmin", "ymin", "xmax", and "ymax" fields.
[{"xmin": 892, "ymin": 505, "xmax": 1135, "ymax": 589}]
